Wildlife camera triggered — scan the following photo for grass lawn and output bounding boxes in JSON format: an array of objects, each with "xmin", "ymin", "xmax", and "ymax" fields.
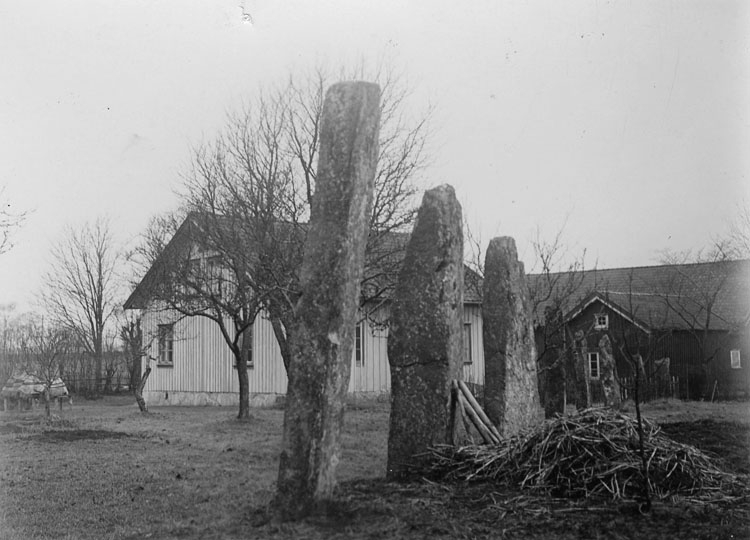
[{"xmin": 0, "ymin": 396, "xmax": 748, "ymax": 539}]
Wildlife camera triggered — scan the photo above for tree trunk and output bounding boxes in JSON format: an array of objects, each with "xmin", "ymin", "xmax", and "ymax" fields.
[
  {"xmin": 236, "ymin": 326, "xmax": 253, "ymax": 420},
  {"xmin": 94, "ymin": 337, "xmax": 103, "ymax": 396},
  {"xmin": 135, "ymin": 365, "xmax": 151, "ymax": 413},
  {"xmin": 268, "ymin": 310, "xmax": 292, "ymax": 373},
  {"xmin": 43, "ymin": 387, "xmax": 51, "ymax": 418}
]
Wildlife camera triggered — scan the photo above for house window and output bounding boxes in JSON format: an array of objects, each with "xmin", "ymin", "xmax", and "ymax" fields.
[
  {"xmin": 207, "ymin": 256, "xmax": 222, "ymax": 296},
  {"xmin": 235, "ymin": 326, "xmax": 254, "ymax": 369},
  {"xmin": 594, "ymin": 314, "xmax": 609, "ymax": 330},
  {"xmin": 463, "ymin": 323, "xmax": 472, "ymax": 364},
  {"xmin": 588, "ymin": 352, "xmax": 600, "ymax": 379},
  {"xmin": 158, "ymin": 324, "xmax": 174, "ymax": 366},
  {"xmin": 355, "ymin": 323, "xmax": 364, "ymax": 366},
  {"xmin": 730, "ymin": 349, "xmax": 741, "ymax": 369}
]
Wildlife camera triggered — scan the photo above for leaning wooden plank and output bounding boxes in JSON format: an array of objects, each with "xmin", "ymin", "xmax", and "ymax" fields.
[
  {"xmin": 458, "ymin": 380, "xmax": 502, "ymax": 441},
  {"xmin": 457, "ymin": 392, "xmax": 498, "ymax": 444}
]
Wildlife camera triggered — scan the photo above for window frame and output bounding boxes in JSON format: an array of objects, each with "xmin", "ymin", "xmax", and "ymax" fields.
[
  {"xmin": 355, "ymin": 322, "xmax": 364, "ymax": 366},
  {"xmin": 157, "ymin": 324, "xmax": 174, "ymax": 367},
  {"xmin": 730, "ymin": 349, "xmax": 741, "ymax": 369},
  {"xmin": 463, "ymin": 323, "xmax": 472, "ymax": 364},
  {"xmin": 593, "ymin": 313, "xmax": 609, "ymax": 330},
  {"xmin": 206, "ymin": 255, "xmax": 223, "ymax": 297},
  {"xmin": 588, "ymin": 351, "xmax": 600, "ymax": 380}
]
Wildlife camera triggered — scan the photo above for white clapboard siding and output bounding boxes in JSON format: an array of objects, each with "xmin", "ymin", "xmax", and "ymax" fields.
[
  {"xmin": 462, "ymin": 304, "xmax": 485, "ymax": 385},
  {"xmin": 142, "ymin": 302, "xmax": 485, "ymax": 399},
  {"xmin": 349, "ymin": 305, "xmax": 391, "ymax": 393}
]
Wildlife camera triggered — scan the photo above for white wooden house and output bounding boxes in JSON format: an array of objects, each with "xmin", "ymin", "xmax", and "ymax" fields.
[
  {"xmin": 131, "ymin": 303, "xmax": 485, "ymax": 407},
  {"xmin": 124, "ymin": 215, "xmax": 485, "ymax": 407}
]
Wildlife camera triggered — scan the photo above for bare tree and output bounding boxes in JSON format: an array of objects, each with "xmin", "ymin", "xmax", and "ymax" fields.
[
  {"xmin": 120, "ymin": 315, "xmax": 143, "ymax": 394},
  {"xmin": 23, "ymin": 319, "xmax": 71, "ymax": 417},
  {"xmin": 657, "ymin": 246, "xmax": 738, "ymax": 399},
  {"xmin": 725, "ymin": 199, "xmax": 750, "ymax": 260},
  {"xmin": 132, "ymin": 63, "xmax": 429, "ymax": 419},
  {"xmin": 39, "ymin": 218, "xmax": 122, "ymax": 396},
  {"xmin": 0, "ymin": 187, "xmax": 28, "ymax": 255}
]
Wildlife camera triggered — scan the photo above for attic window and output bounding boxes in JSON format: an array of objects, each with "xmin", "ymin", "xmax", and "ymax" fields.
[
  {"xmin": 594, "ymin": 314, "xmax": 609, "ymax": 330},
  {"xmin": 731, "ymin": 349, "xmax": 741, "ymax": 369}
]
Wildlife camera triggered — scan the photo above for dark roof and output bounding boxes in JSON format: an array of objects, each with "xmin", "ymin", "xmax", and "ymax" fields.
[
  {"xmin": 529, "ymin": 259, "xmax": 750, "ymax": 331},
  {"xmin": 124, "ymin": 214, "xmax": 482, "ymax": 310}
]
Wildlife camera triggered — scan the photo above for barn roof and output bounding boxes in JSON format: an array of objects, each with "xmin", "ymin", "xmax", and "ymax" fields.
[{"xmin": 529, "ymin": 259, "xmax": 750, "ymax": 332}]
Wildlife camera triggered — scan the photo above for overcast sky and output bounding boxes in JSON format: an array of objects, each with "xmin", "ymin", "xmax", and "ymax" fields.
[{"xmin": 1, "ymin": 0, "xmax": 748, "ymax": 312}]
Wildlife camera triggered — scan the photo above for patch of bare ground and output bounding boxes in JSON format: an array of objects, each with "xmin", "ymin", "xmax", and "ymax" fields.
[{"xmin": 0, "ymin": 396, "xmax": 747, "ymax": 539}]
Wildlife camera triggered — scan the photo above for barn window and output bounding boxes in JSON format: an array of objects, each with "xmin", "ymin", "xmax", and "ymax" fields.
[
  {"xmin": 730, "ymin": 349, "xmax": 741, "ymax": 369},
  {"xmin": 588, "ymin": 352, "xmax": 600, "ymax": 379},
  {"xmin": 463, "ymin": 323, "xmax": 472, "ymax": 364},
  {"xmin": 594, "ymin": 314, "xmax": 609, "ymax": 330},
  {"xmin": 355, "ymin": 323, "xmax": 364, "ymax": 366},
  {"xmin": 158, "ymin": 324, "xmax": 174, "ymax": 366}
]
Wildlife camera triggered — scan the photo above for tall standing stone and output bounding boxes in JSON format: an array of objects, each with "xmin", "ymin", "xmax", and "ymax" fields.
[
  {"xmin": 598, "ymin": 334, "xmax": 622, "ymax": 409},
  {"xmin": 483, "ymin": 237, "xmax": 543, "ymax": 436},
  {"xmin": 386, "ymin": 184, "xmax": 464, "ymax": 479},
  {"xmin": 275, "ymin": 82, "xmax": 380, "ymax": 520}
]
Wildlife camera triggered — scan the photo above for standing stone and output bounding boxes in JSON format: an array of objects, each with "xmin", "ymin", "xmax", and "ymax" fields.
[
  {"xmin": 569, "ymin": 330, "xmax": 591, "ymax": 409},
  {"xmin": 598, "ymin": 335, "xmax": 622, "ymax": 409},
  {"xmin": 275, "ymin": 81, "xmax": 380, "ymax": 520},
  {"xmin": 482, "ymin": 237, "xmax": 543, "ymax": 436},
  {"xmin": 386, "ymin": 184, "xmax": 464, "ymax": 480}
]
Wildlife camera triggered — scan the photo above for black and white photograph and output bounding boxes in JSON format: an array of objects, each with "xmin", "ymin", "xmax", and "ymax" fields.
[{"xmin": 0, "ymin": 1, "xmax": 748, "ymax": 538}]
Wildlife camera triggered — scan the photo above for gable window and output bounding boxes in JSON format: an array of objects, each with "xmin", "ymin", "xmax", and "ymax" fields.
[
  {"xmin": 594, "ymin": 314, "xmax": 609, "ymax": 330},
  {"xmin": 731, "ymin": 349, "xmax": 741, "ymax": 369},
  {"xmin": 588, "ymin": 352, "xmax": 600, "ymax": 379},
  {"xmin": 355, "ymin": 323, "xmax": 364, "ymax": 366},
  {"xmin": 463, "ymin": 323, "xmax": 472, "ymax": 364},
  {"xmin": 158, "ymin": 324, "xmax": 174, "ymax": 366},
  {"xmin": 207, "ymin": 256, "xmax": 222, "ymax": 297}
]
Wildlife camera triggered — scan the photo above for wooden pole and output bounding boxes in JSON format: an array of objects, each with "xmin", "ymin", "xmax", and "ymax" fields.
[
  {"xmin": 457, "ymin": 392, "xmax": 498, "ymax": 444},
  {"xmin": 458, "ymin": 380, "xmax": 502, "ymax": 441}
]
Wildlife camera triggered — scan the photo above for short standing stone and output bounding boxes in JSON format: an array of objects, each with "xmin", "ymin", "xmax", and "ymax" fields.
[
  {"xmin": 482, "ymin": 237, "xmax": 543, "ymax": 436},
  {"xmin": 386, "ymin": 184, "xmax": 464, "ymax": 479},
  {"xmin": 598, "ymin": 334, "xmax": 622, "ymax": 409},
  {"xmin": 568, "ymin": 330, "xmax": 591, "ymax": 410},
  {"xmin": 275, "ymin": 81, "xmax": 380, "ymax": 520}
]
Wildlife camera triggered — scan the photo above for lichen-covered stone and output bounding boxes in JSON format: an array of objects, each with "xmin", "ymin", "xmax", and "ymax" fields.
[
  {"xmin": 386, "ymin": 184, "xmax": 464, "ymax": 479},
  {"xmin": 275, "ymin": 81, "xmax": 380, "ymax": 520},
  {"xmin": 598, "ymin": 334, "xmax": 622, "ymax": 409},
  {"xmin": 482, "ymin": 237, "xmax": 543, "ymax": 437}
]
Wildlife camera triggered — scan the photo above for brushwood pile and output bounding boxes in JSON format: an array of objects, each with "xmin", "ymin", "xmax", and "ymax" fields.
[{"xmin": 425, "ymin": 407, "xmax": 745, "ymax": 503}]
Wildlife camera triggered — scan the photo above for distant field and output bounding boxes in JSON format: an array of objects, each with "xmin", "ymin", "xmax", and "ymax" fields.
[{"xmin": 0, "ymin": 396, "xmax": 747, "ymax": 539}]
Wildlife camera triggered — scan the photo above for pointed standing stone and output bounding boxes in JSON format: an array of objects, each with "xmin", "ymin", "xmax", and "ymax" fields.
[
  {"xmin": 275, "ymin": 81, "xmax": 380, "ymax": 520},
  {"xmin": 386, "ymin": 184, "xmax": 464, "ymax": 479},
  {"xmin": 598, "ymin": 334, "xmax": 622, "ymax": 409},
  {"xmin": 482, "ymin": 237, "xmax": 543, "ymax": 436}
]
